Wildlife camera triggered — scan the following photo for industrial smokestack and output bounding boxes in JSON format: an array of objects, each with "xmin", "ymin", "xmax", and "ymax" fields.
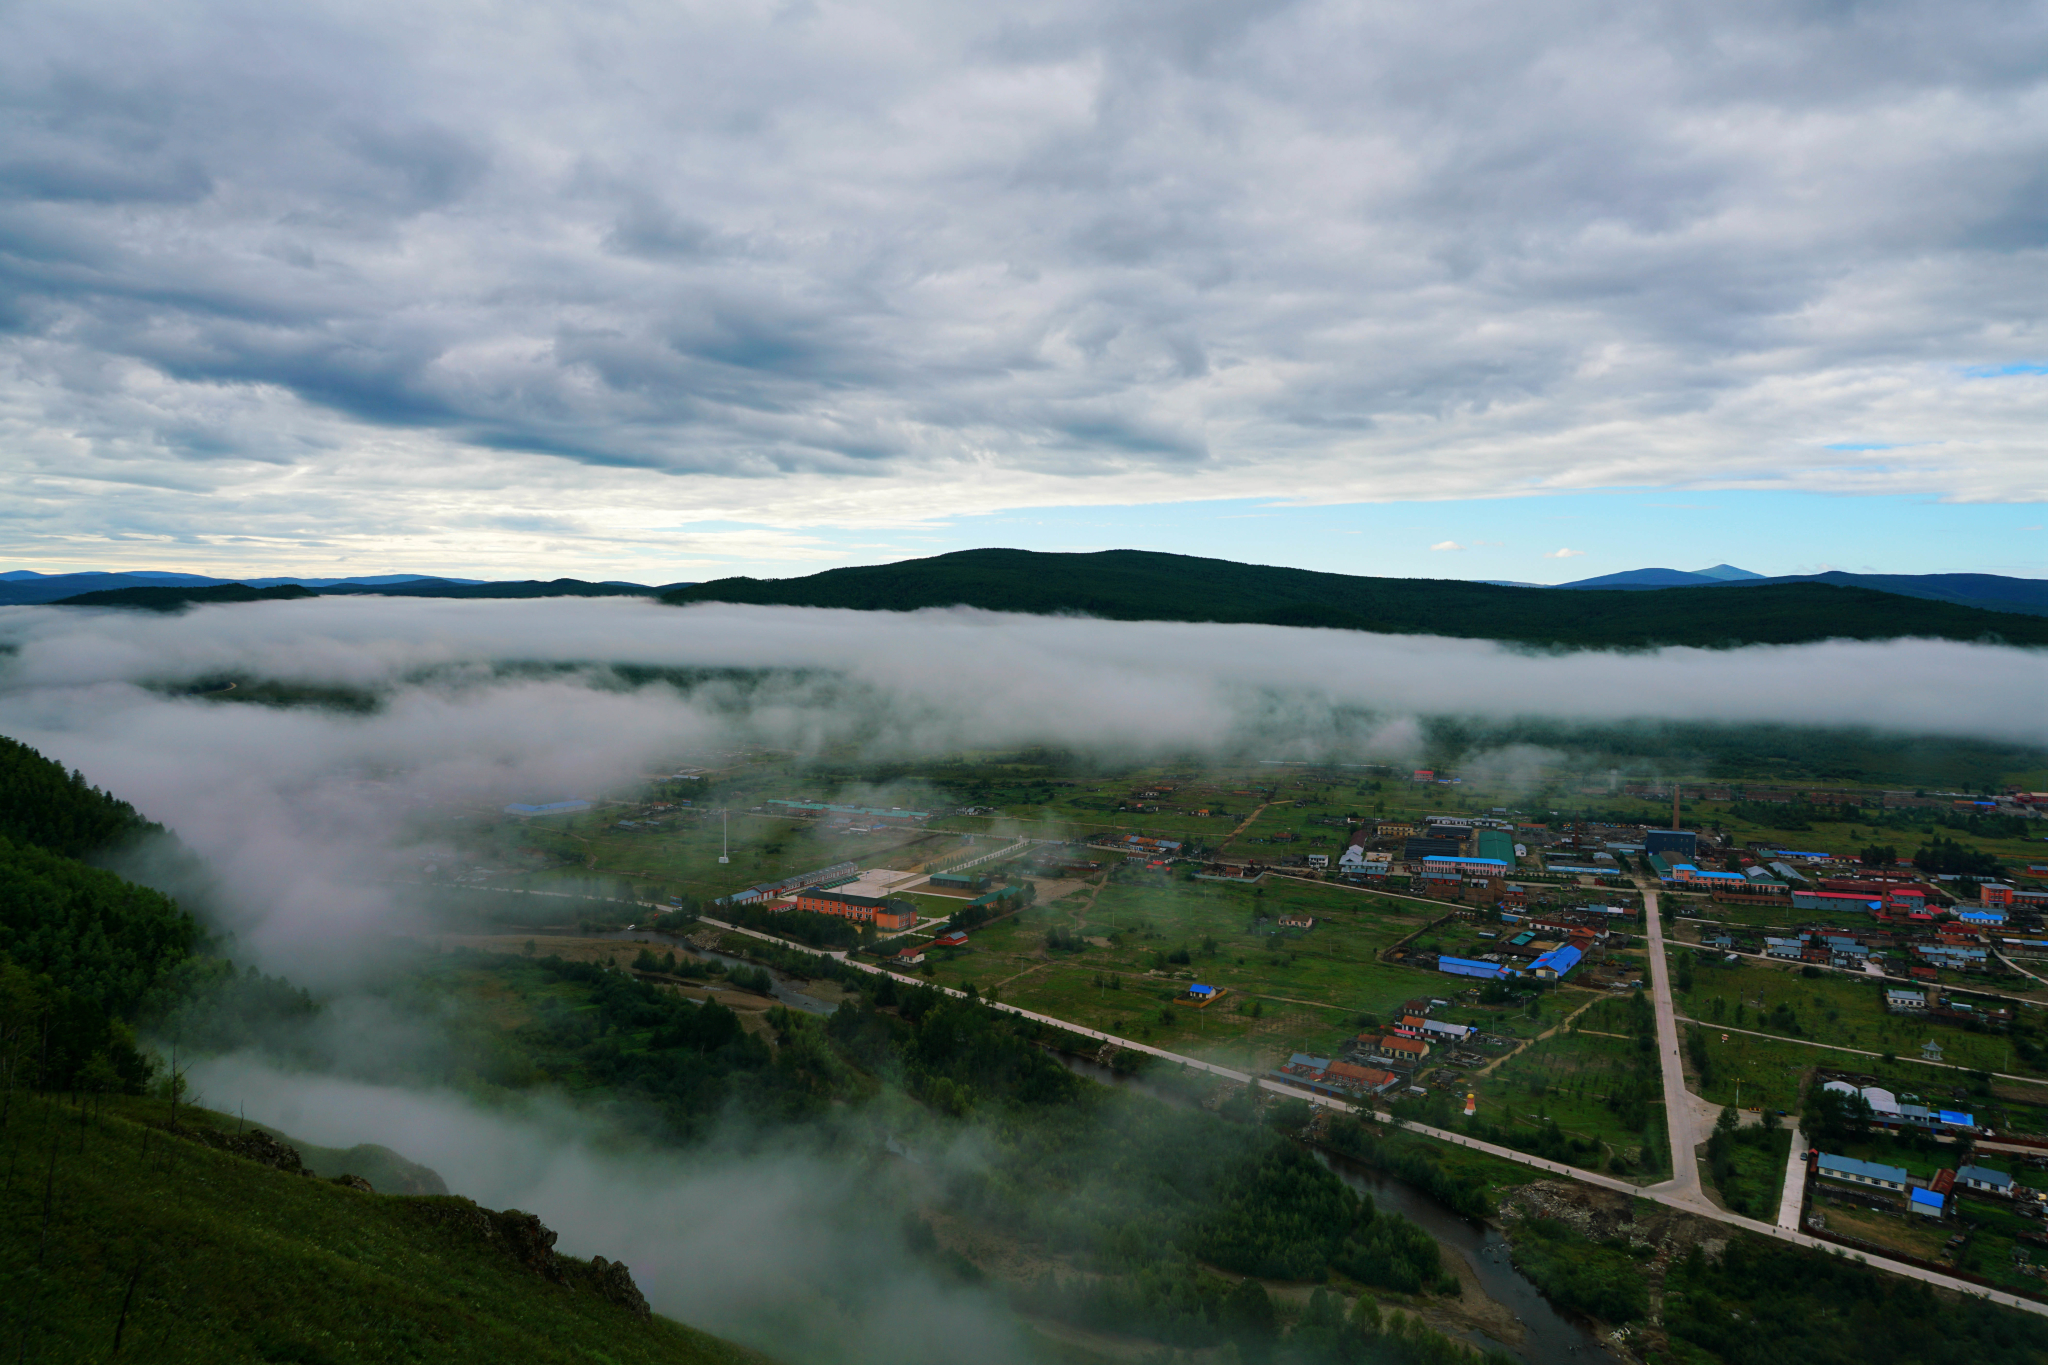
[{"xmin": 1672, "ymin": 784, "xmax": 1681, "ymax": 832}]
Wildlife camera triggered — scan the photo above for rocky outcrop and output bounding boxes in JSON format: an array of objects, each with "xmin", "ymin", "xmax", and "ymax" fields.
[
  {"xmin": 411, "ymin": 1198, "xmax": 650, "ymax": 1316},
  {"xmin": 159, "ymin": 1122, "xmax": 308, "ymax": 1175},
  {"xmin": 329, "ymin": 1174, "xmax": 376, "ymax": 1193},
  {"xmin": 588, "ymin": 1256, "xmax": 651, "ymax": 1317}
]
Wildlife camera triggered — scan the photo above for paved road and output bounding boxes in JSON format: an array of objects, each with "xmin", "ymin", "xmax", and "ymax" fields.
[
  {"xmin": 1777, "ymin": 1123, "xmax": 1808, "ymax": 1229},
  {"xmin": 688, "ymin": 912, "xmax": 2048, "ymax": 1319},
  {"xmin": 1637, "ymin": 882, "xmax": 1709, "ymax": 1206}
]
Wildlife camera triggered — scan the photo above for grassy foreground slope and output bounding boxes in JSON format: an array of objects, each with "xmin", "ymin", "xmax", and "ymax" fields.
[
  {"xmin": 659, "ymin": 549, "xmax": 2048, "ymax": 649},
  {"xmin": 0, "ymin": 1094, "xmax": 767, "ymax": 1365}
]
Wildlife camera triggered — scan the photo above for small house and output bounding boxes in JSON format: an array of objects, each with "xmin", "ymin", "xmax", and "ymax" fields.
[{"xmin": 1958, "ymin": 1165, "xmax": 2016, "ymax": 1195}]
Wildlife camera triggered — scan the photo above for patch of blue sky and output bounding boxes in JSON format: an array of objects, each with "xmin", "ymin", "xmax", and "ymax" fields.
[
  {"xmin": 1964, "ymin": 363, "xmax": 2048, "ymax": 378},
  {"xmin": 704, "ymin": 490, "xmax": 2048, "ymax": 584}
]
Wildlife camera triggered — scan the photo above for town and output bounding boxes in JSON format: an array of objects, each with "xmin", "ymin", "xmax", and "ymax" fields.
[{"xmin": 415, "ymin": 748, "xmax": 2048, "ymax": 1309}]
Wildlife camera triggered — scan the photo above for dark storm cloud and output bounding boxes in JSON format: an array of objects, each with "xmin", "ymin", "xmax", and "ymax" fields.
[{"xmin": 2, "ymin": 0, "xmax": 2046, "ymax": 529}]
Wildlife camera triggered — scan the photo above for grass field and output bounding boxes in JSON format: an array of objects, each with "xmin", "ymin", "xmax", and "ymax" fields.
[
  {"xmin": 1673, "ymin": 903, "xmax": 1887, "ymax": 933},
  {"xmin": 1816, "ymin": 1200, "xmax": 1952, "ymax": 1261},
  {"xmin": 922, "ymin": 878, "xmax": 1446, "ymax": 1068},
  {"xmin": 1706, "ymin": 1126, "xmax": 1792, "ymax": 1219},
  {"xmin": 1444, "ymin": 996, "xmax": 1666, "ymax": 1169},
  {"xmin": 1674, "ymin": 951, "xmax": 2039, "ymax": 1078},
  {"xmin": 1954, "ymin": 1196, "xmax": 2048, "ymax": 1295},
  {"xmin": 905, "ymin": 873, "xmax": 1595, "ymax": 1072}
]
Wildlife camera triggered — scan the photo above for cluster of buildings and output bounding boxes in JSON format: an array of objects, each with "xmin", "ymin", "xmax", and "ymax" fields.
[
  {"xmin": 1820, "ymin": 1080, "xmax": 1984, "ymax": 1135},
  {"xmin": 1426, "ymin": 909, "xmax": 1613, "ymax": 982},
  {"xmin": 717, "ymin": 860, "xmax": 858, "ymax": 908},
  {"xmin": 1814, "ymin": 1151, "xmax": 2024, "ymax": 1220},
  {"xmin": 1712, "ymin": 918, "xmax": 2017, "ymax": 985},
  {"xmin": 1660, "ymin": 844, "xmax": 2045, "ymax": 925},
  {"xmin": 1276, "ymin": 1053, "xmax": 1402, "ymax": 1099},
  {"xmin": 1274, "ymin": 998, "xmax": 1483, "ymax": 1097}
]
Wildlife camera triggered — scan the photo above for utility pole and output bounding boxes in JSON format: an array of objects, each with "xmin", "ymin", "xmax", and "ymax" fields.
[{"xmin": 718, "ymin": 810, "xmax": 729, "ymax": 864}]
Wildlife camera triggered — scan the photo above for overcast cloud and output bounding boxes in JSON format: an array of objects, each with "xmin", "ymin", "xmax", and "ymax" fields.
[{"xmin": 2, "ymin": 0, "xmax": 2046, "ymax": 574}]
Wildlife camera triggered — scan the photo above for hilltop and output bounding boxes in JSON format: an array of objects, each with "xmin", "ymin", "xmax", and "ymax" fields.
[{"xmin": 659, "ymin": 549, "xmax": 2048, "ymax": 649}]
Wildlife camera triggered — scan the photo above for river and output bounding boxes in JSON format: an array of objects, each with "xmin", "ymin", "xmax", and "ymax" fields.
[{"xmin": 1053, "ymin": 1054, "xmax": 1615, "ymax": 1365}]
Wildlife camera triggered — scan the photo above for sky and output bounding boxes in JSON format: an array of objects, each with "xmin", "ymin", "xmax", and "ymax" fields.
[{"xmin": 3, "ymin": 0, "xmax": 2047, "ymax": 584}]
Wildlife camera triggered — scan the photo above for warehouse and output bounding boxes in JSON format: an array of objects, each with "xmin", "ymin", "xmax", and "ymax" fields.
[
  {"xmin": 1815, "ymin": 1153, "xmax": 1908, "ymax": 1192},
  {"xmin": 1438, "ymin": 955, "xmax": 1510, "ymax": 981},
  {"xmin": 1420, "ymin": 855, "xmax": 1509, "ymax": 881}
]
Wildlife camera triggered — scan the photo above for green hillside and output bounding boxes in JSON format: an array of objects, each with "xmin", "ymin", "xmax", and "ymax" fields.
[
  {"xmin": 54, "ymin": 583, "xmax": 316, "ymax": 611},
  {"xmin": 315, "ymin": 578, "xmax": 655, "ymax": 599},
  {"xmin": 0, "ymin": 1093, "xmax": 766, "ymax": 1365},
  {"xmin": 660, "ymin": 549, "xmax": 2048, "ymax": 648},
  {"xmin": 0, "ymin": 735, "xmax": 164, "ymax": 858}
]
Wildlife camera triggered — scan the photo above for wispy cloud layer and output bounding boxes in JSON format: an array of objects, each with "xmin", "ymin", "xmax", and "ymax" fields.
[
  {"xmin": 3, "ymin": 0, "xmax": 2047, "ymax": 572},
  {"xmin": 2, "ymin": 597, "xmax": 2043, "ymax": 980}
]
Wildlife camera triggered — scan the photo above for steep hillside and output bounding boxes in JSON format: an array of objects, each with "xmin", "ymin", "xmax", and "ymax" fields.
[
  {"xmin": 659, "ymin": 549, "xmax": 2048, "ymax": 648},
  {"xmin": 0, "ymin": 735, "xmax": 164, "ymax": 858},
  {"xmin": 0, "ymin": 1094, "xmax": 769, "ymax": 1365}
]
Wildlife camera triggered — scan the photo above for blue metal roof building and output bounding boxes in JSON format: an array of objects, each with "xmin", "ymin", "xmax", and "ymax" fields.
[
  {"xmin": 1529, "ymin": 944, "xmax": 1583, "ymax": 978},
  {"xmin": 1908, "ymin": 1187, "xmax": 1947, "ymax": 1217},
  {"xmin": 1815, "ymin": 1153, "xmax": 1908, "ymax": 1190},
  {"xmin": 1438, "ymin": 955, "xmax": 1509, "ymax": 980}
]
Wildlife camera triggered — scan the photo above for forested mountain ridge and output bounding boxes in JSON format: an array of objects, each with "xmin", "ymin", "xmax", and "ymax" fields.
[
  {"xmin": 659, "ymin": 549, "xmax": 2048, "ymax": 649},
  {"xmin": 53, "ymin": 582, "xmax": 317, "ymax": 611},
  {"xmin": 0, "ymin": 734, "xmax": 164, "ymax": 857},
  {"xmin": 0, "ymin": 737, "xmax": 202, "ymax": 1091}
]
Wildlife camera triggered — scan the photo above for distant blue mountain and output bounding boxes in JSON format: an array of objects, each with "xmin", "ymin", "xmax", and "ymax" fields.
[
  {"xmin": 1543, "ymin": 565, "xmax": 2048, "ymax": 618},
  {"xmin": 1553, "ymin": 567, "xmax": 1734, "ymax": 589}
]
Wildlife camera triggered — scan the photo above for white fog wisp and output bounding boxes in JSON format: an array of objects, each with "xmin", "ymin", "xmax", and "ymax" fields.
[
  {"xmin": 0, "ymin": 594, "xmax": 2043, "ymax": 979},
  {"xmin": 183, "ymin": 1056, "xmax": 1043, "ymax": 1365}
]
